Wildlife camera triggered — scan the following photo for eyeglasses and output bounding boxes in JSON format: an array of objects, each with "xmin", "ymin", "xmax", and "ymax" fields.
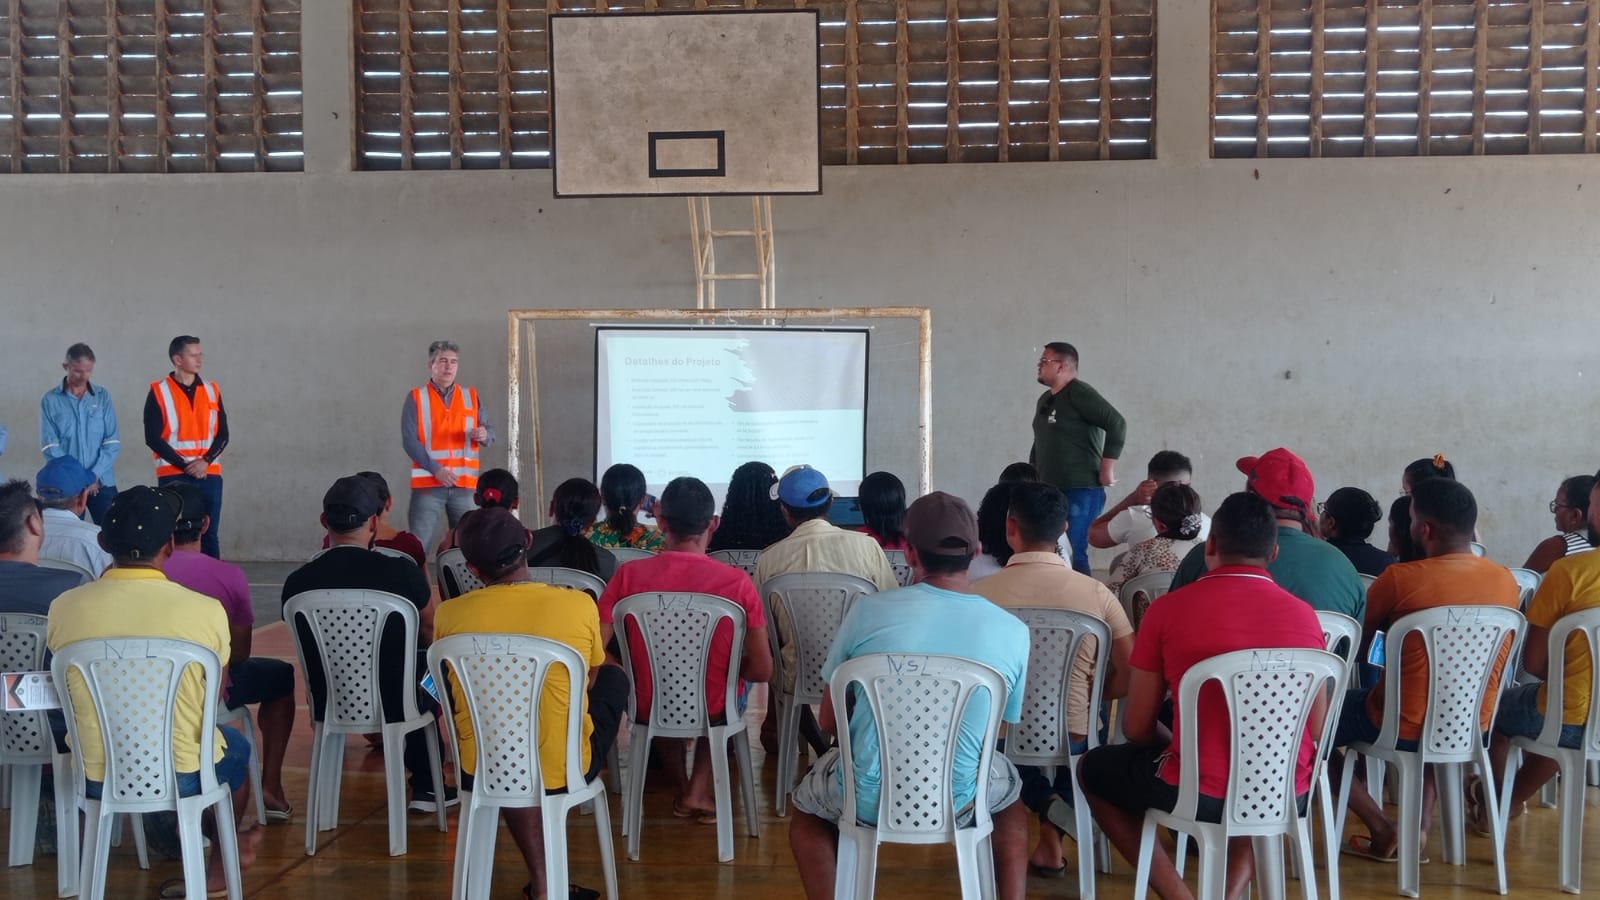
[
  {"xmin": 1037, "ymin": 358, "xmax": 1062, "ymax": 367},
  {"xmin": 1551, "ymin": 500, "xmax": 1573, "ymax": 514},
  {"xmin": 1314, "ymin": 501, "xmax": 1327, "ymax": 518}
]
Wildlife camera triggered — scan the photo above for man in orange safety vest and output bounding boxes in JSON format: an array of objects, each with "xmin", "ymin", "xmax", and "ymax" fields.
[
  {"xmin": 402, "ymin": 340, "xmax": 494, "ymax": 555},
  {"xmin": 144, "ymin": 334, "xmax": 228, "ymax": 558}
]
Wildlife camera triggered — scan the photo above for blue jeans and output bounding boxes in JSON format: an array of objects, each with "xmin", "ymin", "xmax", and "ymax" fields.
[
  {"xmin": 1495, "ymin": 682, "xmax": 1586, "ymax": 748},
  {"xmin": 1063, "ymin": 487, "xmax": 1106, "ymax": 575},
  {"xmin": 407, "ymin": 486, "xmax": 476, "ymax": 555},
  {"xmin": 157, "ymin": 474, "xmax": 222, "ymax": 559},
  {"xmin": 85, "ymin": 724, "xmax": 250, "ymax": 799},
  {"xmin": 86, "ymin": 485, "xmax": 117, "ymax": 526}
]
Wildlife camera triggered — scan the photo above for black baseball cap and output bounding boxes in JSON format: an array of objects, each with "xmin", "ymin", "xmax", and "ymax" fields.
[
  {"xmin": 323, "ymin": 475, "xmax": 383, "ymax": 532},
  {"xmin": 101, "ymin": 486, "xmax": 179, "ymax": 560},
  {"xmin": 164, "ymin": 482, "xmax": 208, "ymax": 530}
]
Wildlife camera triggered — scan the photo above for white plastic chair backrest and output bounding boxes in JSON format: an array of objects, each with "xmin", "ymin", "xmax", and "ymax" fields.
[
  {"xmin": 526, "ymin": 566, "xmax": 606, "ymax": 600},
  {"xmin": 437, "ymin": 547, "xmax": 482, "ymax": 599},
  {"xmin": 1531, "ymin": 608, "xmax": 1600, "ymax": 755},
  {"xmin": 1469, "ymin": 541, "xmax": 1488, "ymax": 558},
  {"xmin": 1315, "ymin": 610, "xmax": 1362, "ymax": 678},
  {"xmin": 607, "ymin": 547, "xmax": 657, "ymax": 565},
  {"xmin": 611, "ymin": 592, "xmax": 746, "ymax": 736},
  {"xmin": 1358, "ymin": 573, "xmax": 1378, "ymax": 590},
  {"xmin": 708, "ymin": 549, "xmax": 761, "ymax": 578},
  {"xmin": 1509, "ymin": 568, "xmax": 1542, "ymax": 611},
  {"xmin": 36, "ymin": 557, "xmax": 94, "ymax": 583},
  {"xmin": 0, "ymin": 614, "xmax": 51, "ymax": 764},
  {"xmin": 1373, "ymin": 605, "xmax": 1524, "ymax": 758},
  {"xmin": 883, "ymin": 549, "xmax": 914, "ymax": 587},
  {"xmin": 374, "ymin": 545, "xmax": 418, "ymax": 564},
  {"xmin": 831, "ymin": 653, "xmax": 1007, "ymax": 838},
  {"xmin": 1118, "ymin": 570, "xmax": 1174, "ymax": 628},
  {"xmin": 50, "ymin": 637, "xmax": 224, "ymax": 812},
  {"xmin": 1168, "ymin": 648, "xmax": 1345, "ymax": 834},
  {"xmin": 427, "ymin": 632, "xmax": 591, "ymax": 801},
  {"xmin": 282, "ymin": 589, "xmax": 426, "ymax": 729},
  {"xmin": 759, "ymin": 572, "xmax": 877, "ymax": 703},
  {"xmin": 1004, "ymin": 607, "xmax": 1111, "ymax": 766}
]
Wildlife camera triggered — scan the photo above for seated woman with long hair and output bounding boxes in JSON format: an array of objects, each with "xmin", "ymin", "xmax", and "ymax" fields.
[
  {"xmin": 1106, "ymin": 482, "xmax": 1204, "ymax": 598},
  {"xmin": 707, "ymin": 461, "xmax": 789, "ymax": 552},
  {"xmin": 527, "ymin": 477, "xmax": 617, "ymax": 582},
  {"xmin": 857, "ymin": 471, "xmax": 908, "ymax": 551},
  {"xmin": 968, "ymin": 482, "xmax": 1019, "ymax": 581},
  {"xmin": 590, "ymin": 463, "xmax": 665, "ymax": 551},
  {"xmin": 1320, "ymin": 486, "xmax": 1395, "ymax": 577},
  {"xmin": 437, "ymin": 467, "xmax": 526, "ymax": 554},
  {"xmin": 1522, "ymin": 474, "xmax": 1597, "ymax": 573}
]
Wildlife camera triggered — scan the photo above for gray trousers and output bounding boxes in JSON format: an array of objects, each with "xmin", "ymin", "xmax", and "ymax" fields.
[{"xmin": 407, "ymin": 486, "xmax": 476, "ymax": 555}]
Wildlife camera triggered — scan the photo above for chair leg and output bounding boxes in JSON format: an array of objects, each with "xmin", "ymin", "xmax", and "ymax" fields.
[
  {"xmin": 465, "ymin": 799, "xmax": 501, "ymax": 900},
  {"xmin": 1294, "ymin": 819, "xmax": 1321, "ymax": 900},
  {"xmin": 1436, "ymin": 762, "xmax": 1465, "ymax": 866},
  {"xmin": 1558, "ymin": 754, "xmax": 1586, "ymax": 894},
  {"xmin": 211, "ymin": 796, "xmax": 243, "ymax": 900},
  {"xmin": 303, "ymin": 727, "xmax": 322, "ymax": 855},
  {"xmin": 624, "ymin": 725, "xmax": 651, "ymax": 861},
  {"xmin": 53, "ymin": 755, "xmax": 79, "ymax": 899},
  {"xmin": 1197, "ymin": 831, "xmax": 1228, "ymax": 900},
  {"xmin": 381, "ymin": 726, "xmax": 410, "ymax": 857},
  {"xmin": 1395, "ymin": 758, "xmax": 1423, "ymax": 899},
  {"xmin": 707, "ymin": 727, "xmax": 735, "ymax": 862},
  {"xmin": 240, "ymin": 711, "xmax": 266, "ymax": 827},
  {"xmin": 591, "ymin": 789, "xmax": 620, "ymax": 900},
  {"xmin": 79, "ymin": 804, "xmax": 112, "ymax": 900},
  {"xmin": 774, "ymin": 693, "xmax": 800, "ymax": 817},
  {"xmin": 733, "ymin": 728, "xmax": 760, "ymax": 838},
  {"xmin": 1334, "ymin": 751, "xmax": 1357, "ymax": 851},
  {"xmin": 449, "ymin": 796, "xmax": 471, "ymax": 900},
  {"xmin": 953, "ymin": 827, "xmax": 990, "ymax": 900},
  {"xmin": 1252, "ymin": 835, "xmax": 1287, "ymax": 900},
  {"xmin": 1073, "ymin": 788, "xmax": 1099, "ymax": 900},
  {"xmin": 7, "ymin": 763, "xmax": 42, "ymax": 867},
  {"xmin": 175, "ymin": 800, "xmax": 209, "ymax": 900},
  {"xmin": 130, "ymin": 814, "xmax": 148, "ymax": 869},
  {"xmin": 425, "ymin": 721, "xmax": 448, "ymax": 833},
  {"xmin": 1318, "ymin": 774, "xmax": 1341, "ymax": 900},
  {"xmin": 1473, "ymin": 750, "xmax": 1508, "ymax": 895},
  {"xmin": 540, "ymin": 804, "xmax": 569, "ymax": 900},
  {"xmin": 1133, "ymin": 817, "xmax": 1158, "ymax": 900},
  {"xmin": 833, "ymin": 829, "xmax": 860, "ymax": 900}
]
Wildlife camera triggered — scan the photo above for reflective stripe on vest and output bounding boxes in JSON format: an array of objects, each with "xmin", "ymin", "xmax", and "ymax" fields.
[
  {"xmin": 410, "ymin": 384, "xmax": 480, "ymax": 490},
  {"xmin": 152, "ymin": 376, "xmax": 222, "ymax": 478}
]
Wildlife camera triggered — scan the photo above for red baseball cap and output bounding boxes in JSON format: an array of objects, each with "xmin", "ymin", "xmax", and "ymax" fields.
[{"xmin": 1236, "ymin": 448, "xmax": 1315, "ymax": 512}]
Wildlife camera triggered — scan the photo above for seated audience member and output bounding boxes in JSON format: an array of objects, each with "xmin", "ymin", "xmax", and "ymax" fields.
[
  {"xmin": 857, "ymin": 471, "xmax": 909, "ymax": 550},
  {"xmin": 526, "ymin": 476, "xmax": 616, "ymax": 581},
  {"xmin": 319, "ymin": 471, "xmax": 429, "ymax": 566},
  {"xmin": 1387, "ymin": 496, "xmax": 1424, "ymax": 563},
  {"xmin": 970, "ymin": 482, "xmax": 1020, "ymax": 581},
  {"xmin": 435, "ymin": 507, "xmax": 629, "ymax": 900},
  {"xmin": 1479, "ymin": 470, "xmax": 1600, "ymax": 832},
  {"xmin": 1089, "ymin": 450, "xmax": 1211, "ymax": 551},
  {"xmin": 972, "ymin": 482, "xmax": 1134, "ymax": 878},
  {"xmin": 35, "ymin": 457, "xmax": 112, "ymax": 575},
  {"xmin": 283, "ymin": 475, "xmax": 456, "ymax": 813},
  {"xmin": 590, "ymin": 463, "xmax": 665, "ymax": 551},
  {"xmin": 47, "ymin": 487, "xmax": 261, "ymax": 892},
  {"xmin": 0, "ymin": 479, "xmax": 88, "ymax": 613},
  {"xmin": 163, "ymin": 483, "xmax": 295, "ymax": 822},
  {"xmin": 1076, "ymin": 492, "xmax": 1325, "ymax": 900},
  {"xmin": 436, "ymin": 467, "xmax": 526, "ymax": 554},
  {"xmin": 1402, "ymin": 454, "xmax": 1457, "ymax": 495},
  {"xmin": 788, "ymin": 492, "xmax": 1032, "ymax": 900},
  {"xmin": 1335, "ymin": 478, "xmax": 1519, "ymax": 862},
  {"xmin": 707, "ymin": 461, "xmax": 788, "ymax": 553},
  {"xmin": 1320, "ymin": 487, "xmax": 1395, "ymax": 578},
  {"xmin": 1522, "ymin": 475, "xmax": 1596, "ymax": 574},
  {"xmin": 1107, "ymin": 482, "xmax": 1205, "ymax": 598},
  {"xmin": 999, "ymin": 462, "xmax": 1039, "ymax": 483},
  {"xmin": 1170, "ymin": 448, "xmax": 1365, "ymax": 622},
  {"xmin": 596, "ymin": 476, "xmax": 772, "ymax": 819}
]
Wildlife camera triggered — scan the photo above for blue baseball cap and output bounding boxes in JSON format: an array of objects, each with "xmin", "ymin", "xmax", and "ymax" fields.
[
  {"xmin": 774, "ymin": 465, "xmax": 832, "ymax": 508},
  {"xmin": 36, "ymin": 457, "xmax": 95, "ymax": 501}
]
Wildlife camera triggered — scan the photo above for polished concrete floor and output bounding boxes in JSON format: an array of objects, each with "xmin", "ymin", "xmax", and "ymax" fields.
[{"xmin": 4, "ymin": 562, "xmax": 1598, "ymax": 898}]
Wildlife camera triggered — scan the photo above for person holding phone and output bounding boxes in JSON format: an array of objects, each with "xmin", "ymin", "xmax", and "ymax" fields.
[{"xmin": 403, "ymin": 340, "xmax": 493, "ymax": 556}]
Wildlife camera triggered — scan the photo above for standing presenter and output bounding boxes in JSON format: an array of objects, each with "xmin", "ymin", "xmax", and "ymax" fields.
[
  {"xmin": 403, "ymin": 340, "xmax": 494, "ymax": 554},
  {"xmin": 1029, "ymin": 341, "xmax": 1126, "ymax": 575},
  {"xmin": 145, "ymin": 335, "xmax": 228, "ymax": 558}
]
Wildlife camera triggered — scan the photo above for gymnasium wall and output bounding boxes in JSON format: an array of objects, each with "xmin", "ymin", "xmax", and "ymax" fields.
[{"xmin": 0, "ymin": 0, "xmax": 1593, "ymax": 563}]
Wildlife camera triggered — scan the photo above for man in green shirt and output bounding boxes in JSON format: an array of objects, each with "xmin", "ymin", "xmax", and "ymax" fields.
[
  {"xmin": 1030, "ymin": 341, "xmax": 1126, "ymax": 574},
  {"xmin": 1168, "ymin": 447, "xmax": 1365, "ymax": 622}
]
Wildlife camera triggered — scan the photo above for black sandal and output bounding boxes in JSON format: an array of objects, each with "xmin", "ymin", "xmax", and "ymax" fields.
[{"xmin": 521, "ymin": 883, "xmax": 602, "ymax": 900}]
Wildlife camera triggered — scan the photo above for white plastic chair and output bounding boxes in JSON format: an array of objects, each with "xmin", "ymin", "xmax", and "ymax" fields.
[
  {"xmin": 1335, "ymin": 605, "xmax": 1524, "ymax": 897},
  {"xmin": 1, "ymin": 614, "xmax": 80, "ymax": 896},
  {"xmin": 427, "ymin": 633, "xmax": 619, "ymax": 900},
  {"xmin": 612, "ymin": 591, "xmax": 760, "ymax": 862},
  {"xmin": 213, "ymin": 701, "xmax": 265, "ymax": 827},
  {"xmin": 1499, "ymin": 608, "xmax": 1600, "ymax": 893},
  {"xmin": 1117, "ymin": 570, "xmax": 1174, "ymax": 631},
  {"xmin": 35, "ymin": 557, "xmax": 95, "ymax": 584},
  {"xmin": 52, "ymin": 637, "xmax": 243, "ymax": 900},
  {"xmin": 1308, "ymin": 611, "xmax": 1361, "ymax": 897},
  {"xmin": 437, "ymin": 547, "xmax": 483, "ymax": 600},
  {"xmin": 282, "ymin": 589, "xmax": 447, "ymax": 856},
  {"xmin": 882, "ymin": 549, "xmax": 914, "ymax": 587},
  {"xmin": 758, "ymin": 571, "xmax": 877, "ymax": 816},
  {"xmin": 708, "ymin": 549, "xmax": 761, "ymax": 579},
  {"xmin": 1134, "ymin": 647, "xmax": 1346, "ymax": 900},
  {"xmin": 1509, "ymin": 567, "xmax": 1542, "ymax": 611},
  {"xmin": 1004, "ymin": 607, "xmax": 1114, "ymax": 900},
  {"xmin": 606, "ymin": 547, "xmax": 657, "ymax": 565},
  {"xmin": 831, "ymin": 653, "xmax": 1008, "ymax": 900},
  {"xmin": 1469, "ymin": 541, "xmax": 1488, "ymax": 558},
  {"xmin": 526, "ymin": 566, "xmax": 607, "ymax": 599},
  {"xmin": 374, "ymin": 545, "xmax": 419, "ymax": 564},
  {"xmin": 1358, "ymin": 573, "xmax": 1378, "ymax": 590}
]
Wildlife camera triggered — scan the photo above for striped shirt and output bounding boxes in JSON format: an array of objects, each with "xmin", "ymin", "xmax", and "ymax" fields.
[{"xmin": 1563, "ymin": 530, "xmax": 1595, "ymax": 556}]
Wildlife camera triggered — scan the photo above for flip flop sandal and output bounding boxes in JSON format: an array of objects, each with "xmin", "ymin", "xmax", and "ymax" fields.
[
  {"xmin": 1028, "ymin": 862, "xmax": 1068, "ymax": 878},
  {"xmin": 263, "ymin": 804, "xmax": 294, "ymax": 824},
  {"xmin": 157, "ymin": 877, "xmax": 229, "ymax": 899},
  {"xmin": 1340, "ymin": 834, "xmax": 1430, "ymax": 864}
]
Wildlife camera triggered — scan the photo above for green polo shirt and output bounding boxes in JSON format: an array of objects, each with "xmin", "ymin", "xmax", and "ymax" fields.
[
  {"xmin": 1169, "ymin": 525, "xmax": 1366, "ymax": 623},
  {"xmin": 1030, "ymin": 379, "xmax": 1127, "ymax": 490}
]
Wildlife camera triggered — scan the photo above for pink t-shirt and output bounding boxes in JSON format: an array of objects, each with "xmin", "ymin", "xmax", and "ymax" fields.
[
  {"xmin": 596, "ymin": 550, "xmax": 765, "ymax": 719},
  {"xmin": 164, "ymin": 548, "xmax": 253, "ymax": 628},
  {"xmin": 1131, "ymin": 564, "xmax": 1325, "ymax": 798}
]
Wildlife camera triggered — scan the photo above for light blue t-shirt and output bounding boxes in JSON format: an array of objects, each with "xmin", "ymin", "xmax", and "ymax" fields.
[{"xmin": 823, "ymin": 582, "xmax": 1030, "ymax": 824}]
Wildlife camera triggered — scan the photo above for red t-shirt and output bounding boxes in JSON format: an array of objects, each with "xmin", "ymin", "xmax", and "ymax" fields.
[
  {"xmin": 596, "ymin": 550, "xmax": 765, "ymax": 719},
  {"xmin": 1131, "ymin": 564, "xmax": 1326, "ymax": 798}
]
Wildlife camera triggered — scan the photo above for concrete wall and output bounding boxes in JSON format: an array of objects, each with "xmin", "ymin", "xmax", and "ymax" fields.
[{"xmin": 1, "ymin": 0, "xmax": 1595, "ymax": 564}]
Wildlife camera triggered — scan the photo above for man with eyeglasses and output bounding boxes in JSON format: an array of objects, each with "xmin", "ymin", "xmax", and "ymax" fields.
[
  {"xmin": 403, "ymin": 340, "xmax": 494, "ymax": 555},
  {"xmin": 1029, "ymin": 341, "xmax": 1126, "ymax": 575}
]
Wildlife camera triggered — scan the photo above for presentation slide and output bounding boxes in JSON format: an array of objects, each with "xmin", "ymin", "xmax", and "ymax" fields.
[{"xmin": 595, "ymin": 327, "xmax": 868, "ymax": 506}]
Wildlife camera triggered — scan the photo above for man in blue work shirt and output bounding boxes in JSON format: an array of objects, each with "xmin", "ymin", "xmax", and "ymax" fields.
[{"xmin": 40, "ymin": 343, "xmax": 121, "ymax": 524}]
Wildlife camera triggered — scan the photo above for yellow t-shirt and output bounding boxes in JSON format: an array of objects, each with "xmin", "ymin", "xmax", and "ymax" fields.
[
  {"xmin": 1529, "ymin": 550, "xmax": 1600, "ymax": 724},
  {"xmin": 433, "ymin": 581, "xmax": 604, "ymax": 789},
  {"xmin": 45, "ymin": 567, "xmax": 232, "ymax": 781}
]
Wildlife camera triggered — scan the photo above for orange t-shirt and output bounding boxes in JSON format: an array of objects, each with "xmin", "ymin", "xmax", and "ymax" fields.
[{"xmin": 1363, "ymin": 553, "xmax": 1520, "ymax": 741}]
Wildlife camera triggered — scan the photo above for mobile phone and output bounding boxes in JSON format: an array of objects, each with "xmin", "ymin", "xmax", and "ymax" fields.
[
  {"xmin": 1366, "ymin": 630, "xmax": 1386, "ymax": 668},
  {"xmin": 643, "ymin": 493, "xmax": 659, "ymax": 519},
  {"xmin": 420, "ymin": 670, "xmax": 442, "ymax": 704}
]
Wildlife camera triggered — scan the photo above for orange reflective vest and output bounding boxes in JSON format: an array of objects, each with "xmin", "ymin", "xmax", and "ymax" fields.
[
  {"xmin": 151, "ymin": 375, "xmax": 222, "ymax": 478},
  {"xmin": 410, "ymin": 384, "xmax": 481, "ymax": 489}
]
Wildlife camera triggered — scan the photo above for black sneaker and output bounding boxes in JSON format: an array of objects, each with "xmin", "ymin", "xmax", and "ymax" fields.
[{"xmin": 407, "ymin": 786, "xmax": 460, "ymax": 814}]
